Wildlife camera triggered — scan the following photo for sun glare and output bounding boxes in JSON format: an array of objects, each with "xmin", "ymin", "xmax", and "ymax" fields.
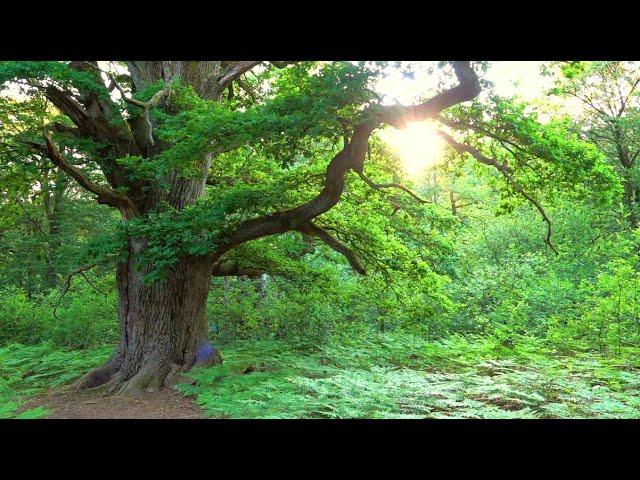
[{"xmin": 378, "ymin": 121, "xmax": 445, "ymax": 177}]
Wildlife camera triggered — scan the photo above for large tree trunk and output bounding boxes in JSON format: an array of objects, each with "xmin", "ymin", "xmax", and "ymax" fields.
[{"xmin": 77, "ymin": 244, "xmax": 218, "ymax": 394}]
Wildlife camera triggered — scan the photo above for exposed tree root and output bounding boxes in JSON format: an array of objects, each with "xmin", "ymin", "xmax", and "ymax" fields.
[
  {"xmin": 75, "ymin": 343, "xmax": 223, "ymax": 396},
  {"xmin": 74, "ymin": 362, "xmax": 120, "ymax": 390},
  {"xmin": 121, "ymin": 363, "xmax": 172, "ymax": 395},
  {"xmin": 164, "ymin": 363, "xmax": 198, "ymax": 391}
]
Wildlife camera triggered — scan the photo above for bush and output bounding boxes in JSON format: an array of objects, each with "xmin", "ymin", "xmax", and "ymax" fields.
[
  {"xmin": 0, "ymin": 287, "xmax": 46, "ymax": 345},
  {"xmin": 45, "ymin": 282, "xmax": 118, "ymax": 349},
  {"xmin": 0, "ymin": 277, "xmax": 118, "ymax": 349}
]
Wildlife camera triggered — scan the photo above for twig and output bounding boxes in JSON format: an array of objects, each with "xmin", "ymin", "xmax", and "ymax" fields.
[
  {"xmin": 107, "ymin": 72, "xmax": 171, "ymax": 146},
  {"xmin": 357, "ymin": 171, "xmax": 431, "ymax": 204},
  {"xmin": 53, "ymin": 263, "xmax": 100, "ymax": 319}
]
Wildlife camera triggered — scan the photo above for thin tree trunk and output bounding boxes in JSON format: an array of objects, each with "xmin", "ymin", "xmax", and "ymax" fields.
[
  {"xmin": 223, "ymin": 276, "xmax": 231, "ymax": 306},
  {"xmin": 622, "ymin": 170, "xmax": 638, "ymax": 228},
  {"xmin": 258, "ymin": 273, "xmax": 267, "ymax": 300},
  {"xmin": 43, "ymin": 170, "xmax": 67, "ymax": 289}
]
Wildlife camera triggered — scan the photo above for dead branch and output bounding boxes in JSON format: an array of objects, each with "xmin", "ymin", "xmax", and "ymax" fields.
[{"xmin": 53, "ymin": 263, "xmax": 101, "ymax": 319}]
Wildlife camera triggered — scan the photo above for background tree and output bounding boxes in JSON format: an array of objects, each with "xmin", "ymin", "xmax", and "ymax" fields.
[
  {"xmin": 549, "ymin": 61, "xmax": 640, "ymax": 227},
  {"xmin": 0, "ymin": 95, "xmax": 116, "ymax": 293}
]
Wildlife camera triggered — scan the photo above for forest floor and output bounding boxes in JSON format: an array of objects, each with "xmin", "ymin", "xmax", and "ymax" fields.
[
  {"xmin": 2, "ymin": 332, "xmax": 640, "ymax": 419},
  {"xmin": 20, "ymin": 388, "xmax": 204, "ymax": 419}
]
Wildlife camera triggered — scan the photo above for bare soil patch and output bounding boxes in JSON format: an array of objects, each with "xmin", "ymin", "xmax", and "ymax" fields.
[{"xmin": 21, "ymin": 387, "xmax": 205, "ymax": 419}]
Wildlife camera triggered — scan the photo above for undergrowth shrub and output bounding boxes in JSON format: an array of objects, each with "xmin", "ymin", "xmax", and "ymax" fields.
[
  {"xmin": 0, "ymin": 287, "xmax": 46, "ymax": 344},
  {"xmin": 0, "ymin": 277, "xmax": 117, "ymax": 349}
]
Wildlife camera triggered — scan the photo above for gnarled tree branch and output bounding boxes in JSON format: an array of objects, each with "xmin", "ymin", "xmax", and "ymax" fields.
[
  {"xmin": 42, "ymin": 132, "xmax": 138, "ymax": 218},
  {"xmin": 296, "ymin": 222, "xmax": 366, "ymax": 275},
  {"xmin": 108, "ymin": 72, "xmax": 172, "ymax": 147},
  {"xmin": 235, "ymin": 76, "xmax": 257, "ymax": 102},
  {"xmin": 217, "ymin": 61, "xmax": 262, "ymax": 93},
  {"xmin": 212, "ymin": 62, "xmax": 480, "ymax": 262},
  {"xmin": 437, "ymin": 130, "xmax": 512, "ymax": 175}
]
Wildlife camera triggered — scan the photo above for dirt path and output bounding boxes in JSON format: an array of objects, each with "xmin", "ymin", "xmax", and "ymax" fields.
[{"xmin": 22, "ymin": 387, "xmax": 206, "ymax": 419}]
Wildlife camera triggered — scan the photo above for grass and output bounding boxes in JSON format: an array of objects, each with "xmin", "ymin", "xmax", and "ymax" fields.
[{"xmin": 1, "ymin": 332, "xmax": 639, "ymax": 419}]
